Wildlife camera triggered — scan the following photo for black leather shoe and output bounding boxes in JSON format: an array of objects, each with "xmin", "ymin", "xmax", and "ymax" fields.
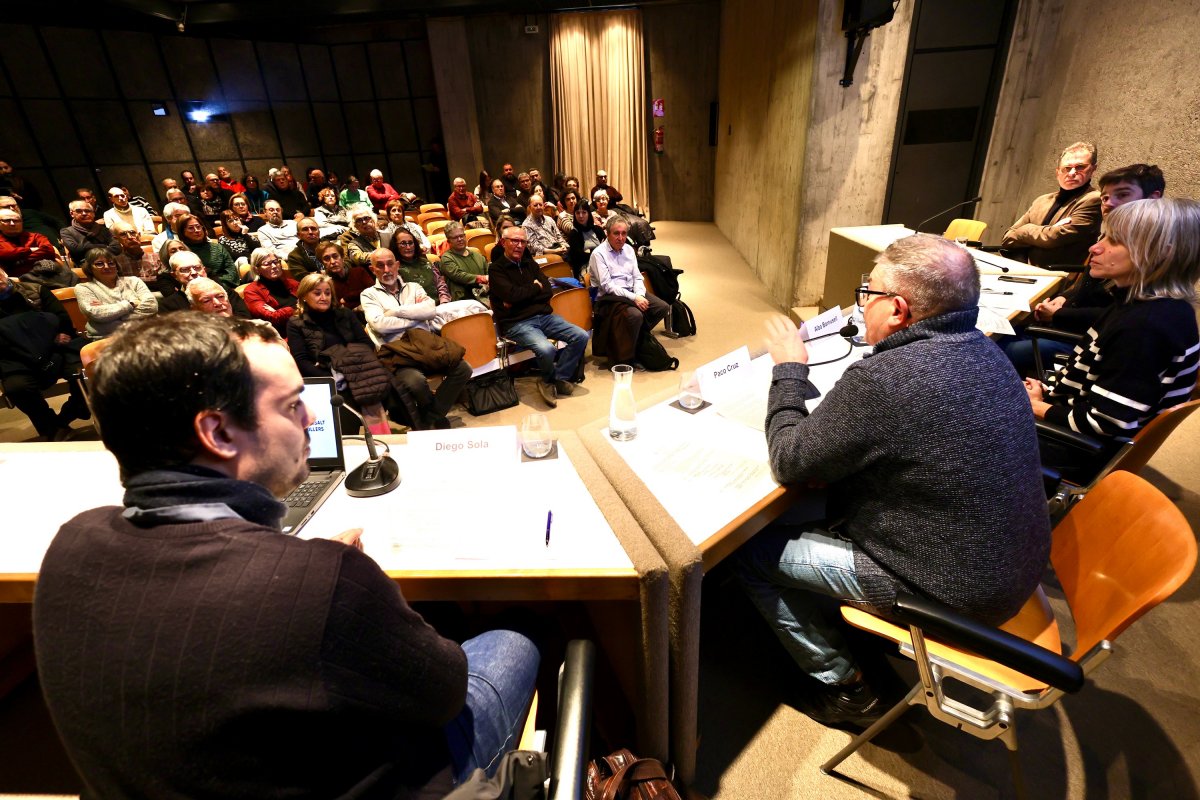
[
  {"xmin": 801, "ymin": 679, "xmax": 884, "ymax": 729},
  {"xmin": 537, "ymin": 381, "xmax": 558, "ymax": 408},
  {"xmin": 554, "ymin": 379, "xmax": 576, "ymax": 396}
]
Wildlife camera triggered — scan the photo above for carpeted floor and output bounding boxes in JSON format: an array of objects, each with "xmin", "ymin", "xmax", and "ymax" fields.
[{"xmin": 2, "ymin": 221, "xmax": 1198, "ymax": 798}]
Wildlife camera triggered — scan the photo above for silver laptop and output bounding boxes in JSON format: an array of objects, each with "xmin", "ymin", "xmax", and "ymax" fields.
[{"xmin": 281, "ymin": 377, "xmax": 346, "ymax": 534}]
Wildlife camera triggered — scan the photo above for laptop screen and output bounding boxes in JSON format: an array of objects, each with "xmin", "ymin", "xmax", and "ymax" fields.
[{"xmin": 301, "ymin": 377, "xmax": 345, "ymax": 470}]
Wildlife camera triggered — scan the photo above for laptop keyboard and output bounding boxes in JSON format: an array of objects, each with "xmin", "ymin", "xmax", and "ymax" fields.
[{"xmin": 285, "ymin": 474, "xmax": 335, "ymax": 508}]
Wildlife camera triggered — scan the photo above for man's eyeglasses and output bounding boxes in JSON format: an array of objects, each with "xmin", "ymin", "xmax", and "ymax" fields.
[
  {"xmin": 260, "ymin": 258, "xmax": 281, "ymax": 267},
  {"xmin": 505, "ymin": 238, "xmax": 528, "ymax": 246},
  {"xmin": 854, "ymin": 287, "xmax": 899, "ymax": 307},
  {"xmin": 1057, "ymin": 164, "xmax": 1092, "ymax": 175}
]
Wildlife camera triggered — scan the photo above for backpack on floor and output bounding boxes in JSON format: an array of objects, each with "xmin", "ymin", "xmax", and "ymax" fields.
[
  {"xmin": 636, "ymin": 332, "xmax": 679, "ymax": 372},
  {"xmin": 667, "ymin": 300, "xmax": 697, "ymax": 338},
  {"xmin": 637, "ymin": 253, "xmax": 682, "ymax": 302}
]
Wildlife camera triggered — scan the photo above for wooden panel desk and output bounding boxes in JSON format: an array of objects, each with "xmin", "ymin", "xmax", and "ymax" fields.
[{"xmin": 0, "ymin": 430, "xmax": 672, "ymax": 762}]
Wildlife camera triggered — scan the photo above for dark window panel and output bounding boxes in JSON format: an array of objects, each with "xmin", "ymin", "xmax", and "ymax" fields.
[
  {"xmin": 211, "ymin": 39, "xmax": 267, "ymax": 102},
  {"xmin": 332, "ymin": 45, "xmax": 372, "ymax": 102},
  {"xmin": 413, "ymin": 98, "xmax": 441, "ymax": 150},
  {"xmin": 52, "ymin": 166, "xmax": 102, "ymax": 199},
  {"xmin": 299, "ymin": 45, "xmax": 338, "ymax": 101},
  {"xmin": 404, "ymin": 39, "xmax": 434, "ymax": 92},
  {"xmin": 24, "ymin": 99, "xmax": 83, "ymax": 166},
  {"xmin": 243, "ymin": 159, "xmax": 281, "ymax": 184},
  {"xmin": 130, "ymin": 101, "xmax": 191, "ymax": 163},
  {"xmin": 313, "ymin": 103, "xmax": 350, "ymax": 153},
  {"xmin": 95, "ymin": 164, "xmax": 153, "ymax": 209},
  {"xmin": 346, "ymin": 101, "xmax": 384, "ymax": 152},
  {"xmin": 227, "ymin": 100, "xmax": 282, "ymax": 160},
  {"xmin": 43, "ymin": 28, "xmax": 116, "ymax": 98},
  {"xmin": 149, "ymin": 161, "xmax": 200, "ymax": 206},
  {"xmin": 0, "ymin": 99, "xmax": 41, "ymax": 165},
  {"xmin": 378, "ymin": 99, "xmax": 417, "ymax": 152},
  {"xmin": 185, "ymin": 117, "xmax": 238, "ymax": 161},
  {"xmin": 102, "ymin": 31, "xmax": 172, "ymax": 99},
  {"xmin": 368, "ymin": 42, "xmax": 408, "ymax": 99},
  {"xmin": 387, "ymin": 153, "xmax": 426, "ymax": 196},
  {"xmin": 257, "ymin": 42, "xmax": 307, "ymax": 102},
  {"xmin": 273, "ymin": 102, "xmax": 319, "ymax": 157},
  {"xmin": 0, "ymin": 24, "xmax": 58, "ymax": 97},
  {"xmin": 72, "ymin": 99, "xmax": 141, "ymax": 164},
  {"xmin": 169, "ymin": 36, "xmax": 220, "ymax": 101}
]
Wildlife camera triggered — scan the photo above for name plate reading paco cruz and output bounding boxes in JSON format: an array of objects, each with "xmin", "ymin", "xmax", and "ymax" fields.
[
  {"xmin": 407, "ymin": 426, "xmax": 518, "ymax": 473},
  {"xmin": 696, "ymin": 345, "xmax": 752, "ymax": 404}
]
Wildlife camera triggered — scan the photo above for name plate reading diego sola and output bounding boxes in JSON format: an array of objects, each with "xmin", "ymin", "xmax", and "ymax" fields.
[{"xmin": 407, "ymin": 426, "xmax": 518, "ymax": 475}]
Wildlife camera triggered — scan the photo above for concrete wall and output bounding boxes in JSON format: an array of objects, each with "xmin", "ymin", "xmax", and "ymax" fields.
[
  {"xmin": 978, "ymin": 0, "xmax": 1200, "ymax": 242},
  {"xmin": 0, "ymin": 21, "xmax": 440, "ymax": 215},
  {"xmin": 644, "ymin": 1, "xmax": 719, "ymax": 221},
  {"xmin": 714, "ymin": 0, "xmax": 913, "ymax": 309}
]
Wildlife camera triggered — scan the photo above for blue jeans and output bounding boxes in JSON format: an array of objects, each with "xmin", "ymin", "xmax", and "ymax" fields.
[
  {"xmin": 445, "ymin": 630, "xmax": 540, "ymax": 783},
  {"xmin": 734, "ymin": 524, "xmax": 866, "ymax": 685},
  {"xmin": 504, "ymin": 313, "xmax": 589, "ymax": 383},
  {"xmin": 998, "ymin": 333, "xmax": 1075, "ymax": 378}
]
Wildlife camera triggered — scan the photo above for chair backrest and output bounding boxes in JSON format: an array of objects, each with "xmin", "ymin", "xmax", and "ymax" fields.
[
  {"xmin": 1051, "ymin": 470, "xmax": 1196, "ymax": 658},
  {"xmin": 428, "ymin": 232, "xmax": 447, "ymax": 249},
  {"xmin": 535, "ymin": 253, "xmax": 565, "ymax": 266},
  {"xmin": 943, "ymin": 218, "xmax": 987, "ymax": 241},
  {"xmin": 72, "ymin": 267, "xmax": 86, "ymax": 280},
  {"xmin": 438, "ymin": 312, "xmax": 499, "ymax": 370},
  {"xmin": 419, "ymin": 203, "xmax": 446, "ymax": 213},
  {"xmin": 550, "ymin": 287, "xmax": 593, "ymax": 333},
  {"xmin": 484, "ymin": 242, "xmax": 496, "ymax": 260},
  {"xmin": 541, "ymin": 262, "xmax": 572, "ymax": 280},
  {"xmin": 1115, "ymin": 399, "xmax": 1200, "ymax": 475},
  {"xmin": 465, "ymin": 230, "xmax": 495, "ymax": 249},
  {"xmin": 51, "ymin": 287, "xmax": 88, "ymax": 335},
  {"xmin": 417, "ymin": 210, "xmax": 449, "ymax": 228},
  {"xmin": 80, "ymin": 338, "xmax": 113, "ymax": 382},
  {"xmin": 234, "ymin": 283, "xmax": 249, "ymax": 297},
  {"xmin": 426, "ymin": 219, "xmax": 450, "ymax": 236}
]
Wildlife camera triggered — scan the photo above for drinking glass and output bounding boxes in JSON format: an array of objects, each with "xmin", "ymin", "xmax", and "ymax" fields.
[
  {"xmin": 521, "ymin": 413, "xmax": 553, "ymax": 458},
  {"xmin": 678, "ymin": 370, "xmax": 703, "ymax": 409}
]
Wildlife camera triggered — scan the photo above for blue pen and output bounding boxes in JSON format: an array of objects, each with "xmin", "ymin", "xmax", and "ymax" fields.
[{"xmin": 545, "ymin": 511, "xmax": 553, "ymax": 547}]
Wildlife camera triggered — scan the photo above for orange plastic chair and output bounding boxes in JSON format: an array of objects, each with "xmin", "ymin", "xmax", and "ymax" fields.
[
  {"xmin": 79, "ymin": 338, "xmax": 112, "ymax": 382},
  {"xmin": 549, "ymin": 287, "xmax": 592, "ymax": 334},
  {"xmin": 419, "ymin": 203, "xmax": 446, "ymax": 214},
  {"xmin": 540, "ymin": 262, "xmax": 572, "ymax": 280},
  {"xmin": 823, "ymin": 471, "xmax": 1196, "ymax": 797},
  {"xmin": 51, "ymin": 287, "xmax": 88, "ymax": 336},
  {"xmin": 438, "ymin": 312, "xmax": 500, "ymax": 371},
  {"xmin": 942, "ymin": 218, "xmax": 987, "ymax": 241},
  {"xmin": 465, "ymin": 229, "xmax": 496, "ymax": 250},
  {"xmin": 417, "ymin": 210, "xmax": 450, "ymax": 232},
  {"xmin": 426, "ymin": 219, "xmax": 450, "ymax": 236}
]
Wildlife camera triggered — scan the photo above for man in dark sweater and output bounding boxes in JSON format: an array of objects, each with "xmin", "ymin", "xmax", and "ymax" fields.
[
  {"xmin": 489, "ymin": 226, "xmax": 588, "ymax": 408},
  {"xmin": 33, "ymin": 313, "xmax": 539, "ymax": 799},
  {"xmin": 735, "ymin": 235, "xmax": 1050, "ymax": 728}
]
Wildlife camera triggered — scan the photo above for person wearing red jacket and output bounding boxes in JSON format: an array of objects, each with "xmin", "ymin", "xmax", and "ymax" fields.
[
  {"xmin": 242, "ymin": 247, "xmax": 300, "ymax": 336},
  {"xmin": 0, "ymin": 207, "xmax": 58, "ymax": 278}
]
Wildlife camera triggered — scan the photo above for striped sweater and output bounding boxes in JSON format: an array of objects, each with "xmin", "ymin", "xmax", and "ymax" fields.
[{"xmin": 1045, "ymin": 294, "xmax": 1199, "ymax": 440}]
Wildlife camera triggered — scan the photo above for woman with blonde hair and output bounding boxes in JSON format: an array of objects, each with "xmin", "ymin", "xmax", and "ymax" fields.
[
  {"xmin": 286, "ymin": 273, "xmax": 396, "ymax": 435},
  {"xmin": 1025, "ymin": 197, "xmax": 1200, "ymax": 474}
]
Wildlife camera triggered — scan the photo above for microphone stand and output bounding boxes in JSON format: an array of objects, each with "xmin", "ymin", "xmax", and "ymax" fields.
[
  {"xmin": 332, "ymin": 394, "xmax": 401, "ymax": 497},
  {"xmin": 915, "ymin": 195, "xmax": 983, "ymax": 234}
]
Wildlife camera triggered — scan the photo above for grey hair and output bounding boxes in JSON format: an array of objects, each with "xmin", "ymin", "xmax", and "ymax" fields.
[
  {"xmin": 169, "ymin": 250, "xmax": 202, "ymax": 272},
  {"xmin": 604, "ymin": 216, "xmax": 629, "ymax": 235},
  {"xmin": 443, "ymin": 221, "xmax": 465, "ymax": 239},
  {"xmin": 873, "ymin": 235, "xmax": 979, "ymax": 321},
  {"xmin": 350, "ymin": 208, "xmax": 375, "ymax": 224},
  {"xmin": 592, "ymin": 190, "xmax": 609, "ymax": 202},
  {"xmin": 249, "ymin": 247, "xmax": 277, "ymax": 270},
  {"xmin": 1103, "ymin": 198, "xmax": 1200, "ymax": 303},
  {"xmin": 186, "ymin": 277, "xmax": 224, "ymax": 306},
  {"xmin": 1061, "ymin": 141, "xmax": 1098, "ymax": 166}
]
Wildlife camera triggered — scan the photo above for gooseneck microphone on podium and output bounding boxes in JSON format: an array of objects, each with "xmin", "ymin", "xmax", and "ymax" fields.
[
  {"xmin": 915, "ymin": 195, "xmax": 983, "ymax": 234},
  {"xmin": 332, "ymin": 395, "xmax": 401, "ymax": 497}
]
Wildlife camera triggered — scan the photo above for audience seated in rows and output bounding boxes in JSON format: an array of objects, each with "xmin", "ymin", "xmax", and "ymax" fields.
[
  {"xmin": 75, "ymin": 247, "xmax": 157, "ymax": 339},
  {"xmin": 0, "ymin": 265, "xmax": 89, "ymax": 440}
]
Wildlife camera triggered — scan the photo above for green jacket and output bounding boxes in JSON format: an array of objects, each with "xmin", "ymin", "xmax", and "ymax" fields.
[{"xmin": 438, "ymin": 248, "xmax": 488, "ymax": 302}]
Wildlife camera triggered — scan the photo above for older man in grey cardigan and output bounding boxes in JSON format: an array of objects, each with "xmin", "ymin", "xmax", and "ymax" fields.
[{"xmin": 736, "ymin": 235, "xmax": 1050, "ymax": 728}]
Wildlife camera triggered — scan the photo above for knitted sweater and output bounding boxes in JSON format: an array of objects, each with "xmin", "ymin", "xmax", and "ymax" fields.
[
  {"xmin": 1045, "ymin": 294, "xmax": 1199, "ymax": 440},
  {"xmin": 766, "ymin": 308, "xmax": 1050, "ymax": 623},
  {"xmin": 35, "ymin": 492, "xmax": 465, "ymax": 799}
]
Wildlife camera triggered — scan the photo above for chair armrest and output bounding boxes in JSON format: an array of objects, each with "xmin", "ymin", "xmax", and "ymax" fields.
[
  {"xmin": 1025, "ymin": 326, "xmax": 1084, "ymax": 346},
  {"xmin": 891, "ymin": 592, "xmax": 1085, "ymax": 693},
  {"xmin": 1035, "ymin": 419, "xmax": 1105, "ymax": 455},
  {"xmin": 549, "ymin": 639, "xmax": 595, "ymax": 800}
]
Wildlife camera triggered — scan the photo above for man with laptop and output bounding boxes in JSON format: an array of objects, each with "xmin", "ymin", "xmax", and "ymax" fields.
[{"xmin": 33, "ymin": 312, "xmax": 539, "ymax": 798}]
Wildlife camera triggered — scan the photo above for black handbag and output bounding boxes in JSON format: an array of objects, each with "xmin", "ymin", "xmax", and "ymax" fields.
[{"xmin": 465, "ymin": 368, "xmax": 519, "ymax": 416}]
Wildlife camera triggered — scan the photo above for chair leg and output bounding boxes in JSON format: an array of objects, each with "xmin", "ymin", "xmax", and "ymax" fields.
[
  {"xmin": 821, "ymin": 684, "xmax": 921, "ymax": 775},
  {"xmin": 1001, "ymin": 724, "xmax": 1027, "ymax": 800}
]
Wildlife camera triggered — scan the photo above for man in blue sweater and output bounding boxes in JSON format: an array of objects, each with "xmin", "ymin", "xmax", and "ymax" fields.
[{"xmin": 736, "ymin": 235, "xmax": 1050, "ymax": 728}]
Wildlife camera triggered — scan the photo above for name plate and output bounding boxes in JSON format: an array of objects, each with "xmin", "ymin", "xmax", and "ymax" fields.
[
  {"xmin": 799, "ymin": 305, "xmax": 843, "ymax": 341},
  {"xmin": 696, "ymin": 345, "xmax": 752, "ymax": 404},
  {"xmin": 407, "ymin": 426, "xmax": 517, "ymax": 472}
]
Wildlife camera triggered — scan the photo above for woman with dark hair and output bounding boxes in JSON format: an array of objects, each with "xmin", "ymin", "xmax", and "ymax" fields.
[
  {"xmin": 566, "ymin": 203, "xmax": 606, "ymax": 280},
  {"xmin": 1025, "ymin": 197, "xmax": 1200, "ymax": 478},
  {"xmin": 218, "ymin": 209, "xmax": 259, "ymax": 267},
  {"xmin": 286, "ymin": 272, "xmax": 395, "ymax": 435},
  {"xmin": 74, "ymin": 247, "xmax": 158, "ymax": 339},
  {"xmin": 195, "ymin": 183, "xmax": 225, "ymax": 232},
  {"xmin": 557, "ymin": 190, "xmax": 582, "ymax": 234},
  {"xmin": 177, "ymin": 214, "xmax": 238, "ymax": 292},
  {"xmin": 242, "ymin": 175, "xmax": 268, "ymax": 213},
  {"xmin": 389, "ymin": 229, "xmax": 449, "ymax": 303}
]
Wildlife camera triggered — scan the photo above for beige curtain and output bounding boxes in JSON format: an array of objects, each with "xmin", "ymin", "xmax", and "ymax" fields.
[{"xmin": 550, "ymin": 10, "xmax": 648, "ymax": 216}]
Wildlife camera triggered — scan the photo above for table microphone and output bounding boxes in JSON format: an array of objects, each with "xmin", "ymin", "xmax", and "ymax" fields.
[
  {"xmin": 331, "ymin": 395, "xmax": 401, "ymax": 497},
  {"xmin": 915, "ymin": 195, "xmax": 983, "ymax": 234}
]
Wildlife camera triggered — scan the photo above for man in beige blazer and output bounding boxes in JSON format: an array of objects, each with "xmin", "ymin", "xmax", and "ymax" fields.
[{"xmin": 1001, "ymin": 141, "xmax": 1102, "ymax": 267}]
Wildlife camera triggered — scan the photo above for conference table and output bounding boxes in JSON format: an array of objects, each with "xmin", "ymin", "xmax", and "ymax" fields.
[
  {"xmin": 579, "ymin": 237, "xmax": 1065, "ymax": 782},
  {"xmin": 0, "ymin": 429, "xmax": 673, "ymax": 762}
]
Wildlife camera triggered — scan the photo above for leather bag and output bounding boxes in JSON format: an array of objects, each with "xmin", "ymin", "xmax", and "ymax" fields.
[
  {"xmin": 585, "ymin": 749, "xmax": 680, "ymax": 800},
  {"xmin": 465, "ymin": 368, "xmax": 520, "ymax": 416}
]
